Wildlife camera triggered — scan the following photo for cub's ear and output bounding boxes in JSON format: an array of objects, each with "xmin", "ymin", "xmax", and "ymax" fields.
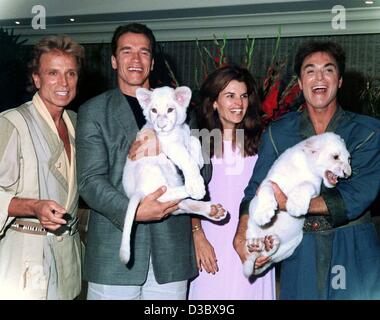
[
  {"xmin": 303, "ymin": 136, "xmax": 321, "ymax": 157},
  {"xmin": 174, "ymin": 86, "xmax": 192, "ymax": 108},
  {"xmin": 136, "ymin": 88, "xmax": 152, "ymax": 109}
]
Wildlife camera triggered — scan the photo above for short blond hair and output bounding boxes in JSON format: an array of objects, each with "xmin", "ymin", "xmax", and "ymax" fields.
[{"xmin": 28, "ymin": 35, "xmax": 85, "ymax": 92}]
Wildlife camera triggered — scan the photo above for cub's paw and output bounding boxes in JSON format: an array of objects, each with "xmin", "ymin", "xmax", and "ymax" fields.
[
  {"xmin": 286, "ymin": 196, "xmax": 309, "ymax": 217},
  {"xmin": 263, "ymin": 234, "xmax": 280, "ymax": 256},
  {"xmin": 252, "ymin": 201, "xmax": 277, "ymax": 226},
  {"xmin": 185, "ymin": 176, "xmax": 206, "ymax": 200},
  {"xmin": 244, "ymin": 236, "xmax": 277, "ymax": 276},
  {"xmin": 208, "ymin": 203, "xmax": 225, "ymax": 220},
  {"xmin": 246, "ymin": 237, "xmax": 265, "ymax": 253}
]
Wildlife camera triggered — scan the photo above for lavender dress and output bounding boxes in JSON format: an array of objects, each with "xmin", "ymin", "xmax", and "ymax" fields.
[{"xmin": 188, "ymin": 141, "xmax": 276, "ymax": 300}]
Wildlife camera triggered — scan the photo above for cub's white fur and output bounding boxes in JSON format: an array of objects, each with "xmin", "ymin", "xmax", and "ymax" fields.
[
  {"xmin": 244, "ymin": 132, "xmax": 351, "ymax": 276},
  {"xmin": 120, "ymin": 86, "xmax": 224, "ymax": 264}
]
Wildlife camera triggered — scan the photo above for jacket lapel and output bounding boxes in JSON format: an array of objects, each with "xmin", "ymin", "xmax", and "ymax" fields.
[
  {"xmin": 111, "ymin": 88, "xmax": 139, "ymax": 136},
  {"xmin": 299, "ymin": 105, "xmax": 346, "ymax": 139}
]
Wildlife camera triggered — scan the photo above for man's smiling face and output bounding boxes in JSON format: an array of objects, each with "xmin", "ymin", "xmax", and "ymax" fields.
[
  {"xmin": 298, "ymin": 51, "xmax": 342, "ymax": 111},
  {"xmin": 111, "ymin": 32, "xmax": 154, "ymax": 95}
]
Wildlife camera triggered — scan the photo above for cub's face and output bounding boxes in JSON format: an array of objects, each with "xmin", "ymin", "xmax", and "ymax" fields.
[
  {"xmin": 136, "ymin": 86, "xmax": 192, "ymax": 133},
  {"xmin": 148, "ymin": 95, "xmax": 178, "ymax": 132},
  {"xmin": 306, "ymin": 133, "xmax": 351, "ymax": 188},
  {"xmin": 319, "ymin": 142, "xmax": 351, "ymax": 188}
]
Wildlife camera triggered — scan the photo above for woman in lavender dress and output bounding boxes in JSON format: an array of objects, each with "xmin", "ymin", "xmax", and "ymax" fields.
[{"xmin": 188, "ymin": 65, "xmax": 276, "ymax": 300}]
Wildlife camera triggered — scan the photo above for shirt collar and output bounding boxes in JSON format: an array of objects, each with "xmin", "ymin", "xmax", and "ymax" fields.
[
  {"xmin": 299, "ymin": 104, "xmax": 345, "ymax": 138},
  {"xmin": 32, "ymin": 92, "xmax": 75, "ymax": 139}
]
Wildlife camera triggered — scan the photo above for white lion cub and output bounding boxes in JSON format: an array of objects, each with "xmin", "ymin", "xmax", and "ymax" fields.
[
  {"xmin": 120, "ymin": 86, "xmax": 224, "ymax": 264},
  {"xmin": 244, "ymin": 132, "xmax": 351, "ymax": 276}
]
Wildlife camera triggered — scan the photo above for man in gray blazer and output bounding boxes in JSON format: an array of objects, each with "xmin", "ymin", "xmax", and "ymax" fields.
[{"xmin": 76, "ymin": 23, "xmax": 198, "ymax": 299}]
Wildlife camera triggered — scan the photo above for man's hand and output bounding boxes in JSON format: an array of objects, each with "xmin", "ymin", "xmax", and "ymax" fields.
[
  {"xmin": 255, "ymin": 256, "xmax": 271, "ymax": 269},
  {"xmin": 233, "ymin": 215, "xmax": 250, "ymax": 262},
  {"xmin": 8, "ymin": 197, "xmax": 67, "ymax": 231},
  {"xmin": 271, "ymin": 181, "xmax": 328, "ymax": 215},
  {"xmin": 128, "ymin": 128, "xmax": 161, "ymax": 161},
  {"xmin": 32, "ymin": 200, "xmax": 67, "ymax": 231},
  {"xmin": 135, "ymin": 186, "xmax": 180, "ymax": 222},
  {"xmin": 270, "ymin": 181, "xmax": 287, "ymax": 211}
]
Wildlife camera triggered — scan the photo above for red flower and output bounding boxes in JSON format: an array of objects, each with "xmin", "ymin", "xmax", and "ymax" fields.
[
  {"xmin": 261, "ymin": 81, "xmax": 280, "ymax": 117},
  {"xmin": 261, "ymin": 79, "xmax": 301, "ymax": 125},
  {"xmin": 283, "ymin": 83, "xmax": 301, "ymax": 106},
  {"xmin": 263, "ymin": 66, "xmax": 276, "ymax": 93}
]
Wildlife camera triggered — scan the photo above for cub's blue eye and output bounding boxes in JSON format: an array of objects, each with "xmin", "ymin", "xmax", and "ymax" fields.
[
  {"xmin": 167, "ymin": 108, "xmax": 174, "ymax": 113},
  {"xmin": 151, "ymin": 108, "xmax": 157, "ymax": 113}
]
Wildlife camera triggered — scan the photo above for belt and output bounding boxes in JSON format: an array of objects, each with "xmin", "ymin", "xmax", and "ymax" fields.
[
  {"xmin": 10, "ymin": 220, "xmax": 47, "ymax": 235},
  {"xmin": 54, "ymin": 215, "xmax": 79, "ymax": 236},
  {"xmin": 303, "ymin": 211, "xmax": 372, "ymax": 233},
  {"xmin": 10, "ymin": 216, "xmax": 79, "ymax": 237}
]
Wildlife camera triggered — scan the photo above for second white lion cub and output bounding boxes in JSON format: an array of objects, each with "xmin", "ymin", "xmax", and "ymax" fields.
[
  {"xmin": 243, "ymin": 132, "xmax": 351, "ymax": 276},
  {"xmin": 120, "ymin": 86, "xmax": 224, "ymax": 264}
]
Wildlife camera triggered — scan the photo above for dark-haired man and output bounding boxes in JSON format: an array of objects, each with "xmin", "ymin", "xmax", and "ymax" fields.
[
  {"xmin": 76, "ymin": 23, "xmax": 197, "ymax": 299},
  {"xmin": 234, "ymin": 41, "xmax": 380, "ymax": 299}
]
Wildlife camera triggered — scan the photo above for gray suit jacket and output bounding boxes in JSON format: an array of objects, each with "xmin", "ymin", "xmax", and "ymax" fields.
[{"xmin": 76, "ymin": 88, "xmax": 198, "ymax": 285}]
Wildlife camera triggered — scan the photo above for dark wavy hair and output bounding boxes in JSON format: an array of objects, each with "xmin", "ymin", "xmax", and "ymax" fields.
[
  {"xmin": 294, "ymin": 41, "xmax": 346, "ymax": 78},
  {"xmin": 111, "ymin": 23, "xmax": 156, "ymax": 58},
  {"xmin": 196, "ymin": 65, "xmax": 262, "ymax": 158}
]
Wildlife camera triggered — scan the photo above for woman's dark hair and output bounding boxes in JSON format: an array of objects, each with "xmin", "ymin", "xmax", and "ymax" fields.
[
  {"xmin": 196, "ymin": 65, "xmax": 262, "ymax": 158},
  {"xmin": 294, "ymin": 41, "xmax": 346, "ymax": 78},
  {"xmin": 111, "ymin": 23, "xmax": 156, "ymax": 58}
]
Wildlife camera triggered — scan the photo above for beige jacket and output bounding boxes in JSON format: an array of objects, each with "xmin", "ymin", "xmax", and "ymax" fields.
[{"xmin": 0, "ymin": 94, "xmax": 81, "ymax": 300}]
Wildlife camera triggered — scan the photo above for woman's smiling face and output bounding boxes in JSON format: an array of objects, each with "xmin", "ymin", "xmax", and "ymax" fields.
[{"xmin": 213, "ymin": 80, "xmax": 249, "ymax": 130}]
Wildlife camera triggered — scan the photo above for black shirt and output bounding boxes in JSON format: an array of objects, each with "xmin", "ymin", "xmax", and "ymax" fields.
[{"xmin": 125, "ymin": 95, "xmax": 146, "ymax": 129}]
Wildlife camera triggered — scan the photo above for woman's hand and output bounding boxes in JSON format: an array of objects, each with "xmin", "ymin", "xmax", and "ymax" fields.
[{"xmin": 193, "ymin": 229, "xmax": 219, "ymax": 274}]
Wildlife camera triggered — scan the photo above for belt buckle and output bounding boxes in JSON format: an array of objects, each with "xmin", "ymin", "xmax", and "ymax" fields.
[
  {"xmin": 67, "ymin": 217, "xmax": 78, "ymax": 236},
  {"xmin": 54, "ymin": 213, "xmax": 78, "ymax": 236},
  {"xmin": 303, "ymin": 216, "xmax": 333, "ymax": 232}
]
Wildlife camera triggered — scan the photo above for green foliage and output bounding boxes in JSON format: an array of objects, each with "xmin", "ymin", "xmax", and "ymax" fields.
[
  {"xmin": 0, "ymin": 28, "xmax": 27, "ymax": 62},
  {"xmin": 192, "ymin": 34, "xmax": 230, "ymax": 88},
  {"xmin": 0, "ymin": 28, "xmax": 29, "ymax": 111},
  {"xmin": 161, "ymin": 29, "xmax": 378, "ymax": 121},
  {"xmin": 359, "ymin": 77, "xmax": 380, "ymax": 119},
  {"xmin": 244, "ymin": 35, "xmax": 255, "ymax": 71},
  {"xmin": 162, "ymin": 28, "xmax": 302, "ymax": 120}
]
